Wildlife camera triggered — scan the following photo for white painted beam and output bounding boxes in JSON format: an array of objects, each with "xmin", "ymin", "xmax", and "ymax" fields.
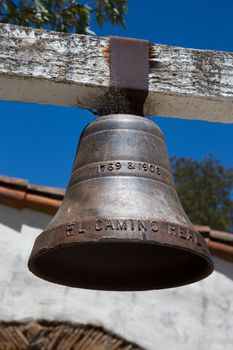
[{"xmin": 1, "ymin": 23, "xmax": 233, "ymax": 123}]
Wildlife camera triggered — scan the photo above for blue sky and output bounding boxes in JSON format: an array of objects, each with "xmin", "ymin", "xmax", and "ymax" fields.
[{"xmin": 0, "ymin": 0, "xmax": 233, "ymax": 188}]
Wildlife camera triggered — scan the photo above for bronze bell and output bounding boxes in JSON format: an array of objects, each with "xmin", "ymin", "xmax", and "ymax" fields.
[{"xmin": 28, "ymin": 114, "xmax": 214, "ymax": 291}]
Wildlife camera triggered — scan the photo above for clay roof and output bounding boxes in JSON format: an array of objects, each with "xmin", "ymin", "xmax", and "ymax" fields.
[
  {"xmin": 0, "ymin": 321, "xmax": 142, "ymax": 350},
  {"xmin": 0, "ymin": 175, "xmax": 64, "ymax": 215},
  {"xmin": 0, "ymin": 175, "xmax": 233, "ymax": 264}
]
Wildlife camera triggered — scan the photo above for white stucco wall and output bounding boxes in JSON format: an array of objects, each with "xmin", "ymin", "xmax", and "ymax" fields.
[{"xmin": 0, "ymin": 204, "xmax": 232, "ymax": 350}]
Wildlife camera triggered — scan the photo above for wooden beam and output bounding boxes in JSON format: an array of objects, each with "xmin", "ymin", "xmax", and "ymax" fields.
[{"xmin": 1, "ymin": 23, "xmax": 233, "ymax": 123}]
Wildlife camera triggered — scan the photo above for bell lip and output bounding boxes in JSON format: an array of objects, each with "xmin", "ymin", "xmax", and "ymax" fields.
[{"xmin": 28, "ymin": 239, "xmax": 214, "ymax": 292}]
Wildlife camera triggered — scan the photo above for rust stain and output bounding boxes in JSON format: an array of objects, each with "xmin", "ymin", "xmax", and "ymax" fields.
[{"xmin": 102, "ymin": 41, "xmax": 110, "ymax": 65}]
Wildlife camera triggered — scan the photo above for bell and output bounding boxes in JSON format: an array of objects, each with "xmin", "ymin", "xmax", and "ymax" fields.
[{"xmin": 28, "ymin": 114, "xmax": 214, "ymax": 291}]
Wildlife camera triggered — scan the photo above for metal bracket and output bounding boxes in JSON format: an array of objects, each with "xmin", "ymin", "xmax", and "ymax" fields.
[{"xmin": 99, "ymin": 36, "xmax": 149, "ymax": 116}]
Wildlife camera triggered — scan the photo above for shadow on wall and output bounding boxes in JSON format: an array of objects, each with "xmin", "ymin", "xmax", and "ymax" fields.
[
  {"xmin": 0, "ymin": 204, "xmax": 51, "ymax": 232},
  {"xmin": 213, "ymin": 256, "xmax": 233, "ymax": 281}
]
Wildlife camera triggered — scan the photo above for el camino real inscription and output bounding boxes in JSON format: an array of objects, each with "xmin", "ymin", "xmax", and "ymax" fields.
[{"xmin": 66, "ymin": 219, "xmax": 201, "ymax": 247}]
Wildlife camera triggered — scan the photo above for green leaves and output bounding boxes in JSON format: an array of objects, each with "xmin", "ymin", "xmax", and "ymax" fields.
[
  {"xmin": 171, "ymin": 155, "xmax": 233, "ymax": 231},
  {"xmin": 94, "ymin": 0, "xmax": 127, "ymax": 28},
  {"xmin": 0, "ymin": 0, "xmax": 49, "ymax": 27},
  {"xmin": 0, "ymin": 0, "xmax": 127, "ymax": 33}
]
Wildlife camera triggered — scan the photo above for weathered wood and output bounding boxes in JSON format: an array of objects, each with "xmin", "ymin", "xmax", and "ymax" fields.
[{"xmin": 1, "ymin": 23, "xmax": 233, "ymax": 122}]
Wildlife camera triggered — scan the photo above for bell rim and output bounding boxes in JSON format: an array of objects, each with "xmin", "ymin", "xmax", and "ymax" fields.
[{"xmin": 28, "ymin": 239, "xmax": 214, "ymax": 291}]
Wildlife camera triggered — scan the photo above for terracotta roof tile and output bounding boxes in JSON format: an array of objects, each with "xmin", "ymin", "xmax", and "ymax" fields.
[{"xmin": 0, "ymin": 175, "xmax": 64, "ymax": 215}]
